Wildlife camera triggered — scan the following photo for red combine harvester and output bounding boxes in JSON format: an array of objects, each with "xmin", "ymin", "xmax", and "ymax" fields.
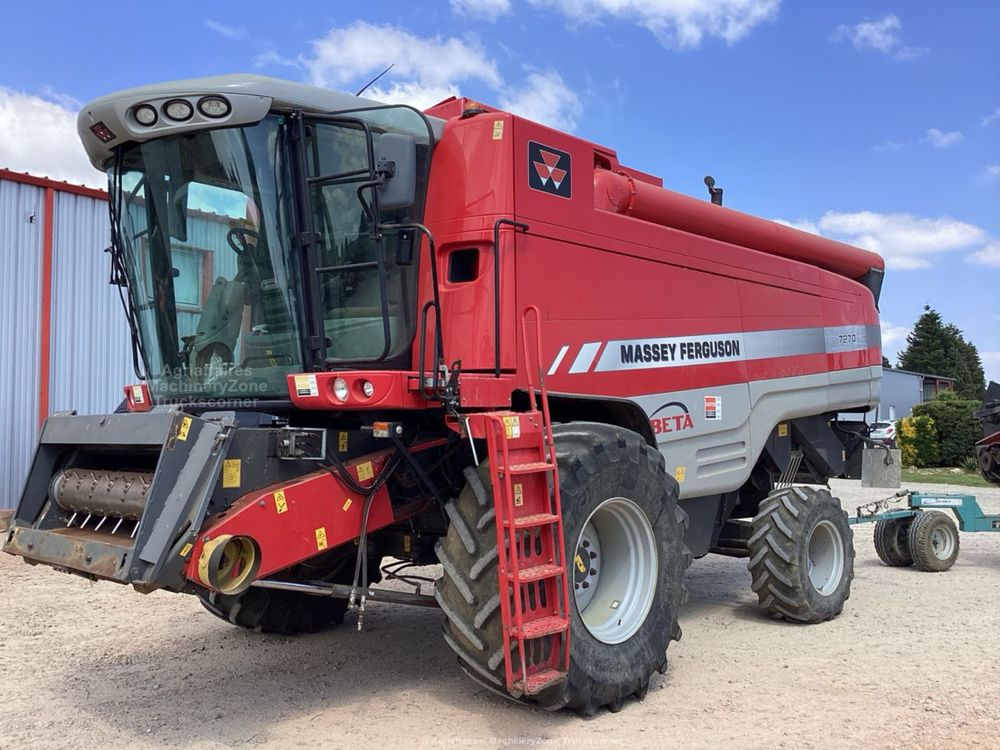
[{"xmin": 4, "ymin": 75, "xmax": 884, "ymax": 714}]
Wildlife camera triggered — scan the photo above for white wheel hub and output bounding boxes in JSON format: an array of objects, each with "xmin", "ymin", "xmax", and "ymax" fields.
[
  {"xmin": 807, "ymin": 520, "xmax": 845, "ymax": 596},
  {"xmin": 573, "ymin": 497, "xmax": 658, "ymax": 645}
]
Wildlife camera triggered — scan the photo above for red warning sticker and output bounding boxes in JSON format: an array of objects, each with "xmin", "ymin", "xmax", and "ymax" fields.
[{"xmin": 704, "ymin": 395, "xmax": 722, "ymax": 420}]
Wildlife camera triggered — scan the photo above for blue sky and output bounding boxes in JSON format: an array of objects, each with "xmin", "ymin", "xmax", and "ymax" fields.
[{"xmin": 1, "ymin": 1, "xmax": 997, "ymax": 379}]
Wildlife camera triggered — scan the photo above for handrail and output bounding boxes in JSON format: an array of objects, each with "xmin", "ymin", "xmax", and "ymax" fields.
[{"xmin": 492, "ymin": 219, "xmax": 529, "ymax": 377}]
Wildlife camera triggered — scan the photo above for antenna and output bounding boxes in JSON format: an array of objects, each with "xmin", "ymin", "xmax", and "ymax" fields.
[{"xmin": 355, "ymin": 64, "xmax": 395, "ymax": 97}]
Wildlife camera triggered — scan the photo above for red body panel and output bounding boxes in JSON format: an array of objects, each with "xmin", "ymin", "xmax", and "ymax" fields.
[
  {"xmin": 288, "ymin": 100, "xmax": 881, "ymax": 414},
  {"xmin": 184, "ymin": 452, "xmax": 400, "ymax": 584}
]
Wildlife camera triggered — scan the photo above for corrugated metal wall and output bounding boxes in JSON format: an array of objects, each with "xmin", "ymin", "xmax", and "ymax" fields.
[
  {"xmin": 0, "ymin": 179, "xmax": 44, "ymax": 507},
  {"xmin": 1, "ymin": 177, "xmax": 130, "ymax": 508},
  {"xmin": 48, "ymin": 191, "xmax": 131, "ymax": 416}
]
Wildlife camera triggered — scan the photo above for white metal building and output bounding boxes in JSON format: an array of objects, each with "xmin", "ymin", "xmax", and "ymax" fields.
[{"xmin": 0, "ymin": 169, "xmax": 131, "ymax": 508}]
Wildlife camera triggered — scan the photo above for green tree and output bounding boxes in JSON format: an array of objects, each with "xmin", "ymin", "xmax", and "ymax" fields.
[
  {"xmin": 912, "ymin": 391, "xmax": 982, "ymax": 466},
  {"xmin": 897, "ymin": 306, "xmax": 985, "ymax": 400}
]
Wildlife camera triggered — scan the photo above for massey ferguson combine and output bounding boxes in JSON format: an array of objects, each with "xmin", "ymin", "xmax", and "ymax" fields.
[{"xmin": 4, "ymin": 75, "xmax": 885, "ymax": 714}]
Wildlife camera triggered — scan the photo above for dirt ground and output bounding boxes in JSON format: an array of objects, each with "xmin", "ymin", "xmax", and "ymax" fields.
[{"xmin": 2, "ymin": 479, "xmax": 999, "ymax": 749}]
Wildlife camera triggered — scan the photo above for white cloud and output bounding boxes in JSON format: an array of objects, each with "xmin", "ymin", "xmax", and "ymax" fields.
[
  {"xmin": 450, "ymin": 0, "xmax": 511, "ymax": 21},
  {"xmin": 831, "ymin": 14, "xmax": 927, "ymax": 59},
  {"xmin": 975, "ymin": 164, "xmax": 1000, "ymax": 187},
  {"xmin": 777, "ymin": 211, "xmax": 988, "ymax": 270},
  {"xmin": 872, "ymin": 140, "xmax": 904, "ymax": 153},
  {"xmin": 0, "ymin": 87, "xmax": 102, "ymax": 188},
  {"xmin": 303, "ymin": 22, "xmax": 502, "ymax": 109},
  {"xmin": 293, "ymin": 22, "xmax": 582, "ymax": 130},
  {"xmin": 880, "ymin": 320, "xmax": 911, "ymax": 362},
  {"xmin": 924, "ymin": 128, "xmax": 963, "ymax": 149},
  {"xmin": 204, "ymin": 18, "xmax": 248, "ymax": 40},
  {"xmin": 982, "ymin": 107, "xmax": 1000, "ymax": 128},
  {"xmin": 528, "ymin": 0, "xmax": 780, "ymax": 49},
  {"xmin": 968, "ymin": 240, "xmax": 1000, "ymax": 267},
  {"xmin": 499, "ymin": 70, "xmax": 582, "ymax": 131}
]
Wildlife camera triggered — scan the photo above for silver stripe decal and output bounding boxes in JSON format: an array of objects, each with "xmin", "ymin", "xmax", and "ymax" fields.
[
  {"xmin": 588, "ymin": 325, "xmax": 872, "ymax": 374},
  {"xmin": 547, "ymin": 345, "xmax": 570, "ymax": 375},
  {"xmin": 568, "ymin": 342, "xmax": 602, "ymax": 374}
]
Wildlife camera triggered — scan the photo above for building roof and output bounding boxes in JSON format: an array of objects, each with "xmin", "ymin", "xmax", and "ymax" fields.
[
  {"xmin": 0, "ymin": 167, "xmax": 106, "ymax": 200},
  {"xmin": 884, "ymin": 366, "xmax": 956, "ymax": 383}
]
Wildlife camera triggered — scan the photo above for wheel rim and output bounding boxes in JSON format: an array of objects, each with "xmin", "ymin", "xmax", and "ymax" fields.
[
  {"xmin": 806, "ymin": 520, "xmax": 845, "ymax": 596},
  {"xmin": 930, "ymin": 524, "xmax": 956, "ymax": 560},
  {"xmin": 573, "ymin": 497, "xmax": 657, "ymax": 645}
]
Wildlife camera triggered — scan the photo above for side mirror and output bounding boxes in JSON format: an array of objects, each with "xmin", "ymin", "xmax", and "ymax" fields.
[
  {"xmin": 169, "ymin": 182, "xmax": 189, "ymax": 242},
  {"xmin": 375, "ymin": 133, "xmax": 416, "ymax": 212}
]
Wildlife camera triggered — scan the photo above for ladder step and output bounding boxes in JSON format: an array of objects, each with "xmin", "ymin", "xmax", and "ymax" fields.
[
  {"xmin": 514, "ymin": 667, "xmax": 566, "ymax": 696},
  {"xmin": 509, "ymin": 461, "xmax": 556, "ymax": 475},
  {"xmin": 509, "ymin": 563, "xmax": 563, "ymax": 583},
  {"xmin": 512, "ymin": 615, "xmax": 568, "ymax": 639},
  {"xmin": 507, "ymin": 513, "xmax": 560, "ymax": 529}
]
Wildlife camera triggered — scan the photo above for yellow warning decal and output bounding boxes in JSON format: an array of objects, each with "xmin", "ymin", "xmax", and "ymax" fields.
[
  {"xmin": 778, "ymin": 423, "xmax": 788, "ymax": 437},
  {"xmin": 356, "ymin": 461, "xmax": 374, "ymax": 482},
  {"xmin": 403, "ymin": 534, "xmax": 411, "ymax": 554},
  {"xmin": 179, "ymin": 543, "xmax": 193, "ymax": 558},
  {"xmin": 502, "ymin": 415, "xmax": 521, "ymax": 439},
  {"xmin": 674, "ymin": 466, "xmax": 686, "ymax": 483},
  {"xmin": 575, "ymin": 554, "xmax": 586, "ymax": 573},
  {"xmin": 342, "ymin": 498, "xmax": 353, "ymax": 512},
  {"xmin": 222, "ymin": 459, "xmax": 241, "ymax": 488},
  {"xmin": 131, "ymin": 385, "xmax": 145, "ymax": 404},
  {"xmin": 274, "ymin": 489, "xmax": 288, "ymax": 514},
  {"xmin": 315, "ymin": 527, "xmax": 328, "ymax": 550},
  {"xmin": 513, "ymin": 482, "xmax": 524, "ymax": 507},
  {"xmin": 338, "ymin": 431, "xmax": 349, "ymax": 452},
  {"xmin": 492, "ymin": 120, "xmax": 504, "ymax": 140},
  {"xmin": 177, "ymin": 416, "xmax": 192, "ymax": 441}
]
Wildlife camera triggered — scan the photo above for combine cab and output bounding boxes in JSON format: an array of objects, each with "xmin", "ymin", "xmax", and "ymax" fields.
[{"xmin": 4, "ymin": 75, "xmax": 884, "ymax": 714}]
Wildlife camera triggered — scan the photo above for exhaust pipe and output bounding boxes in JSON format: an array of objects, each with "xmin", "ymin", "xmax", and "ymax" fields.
[{"xmin": 196, "ymin": 535, "xmax": 260, "ymax": 595}]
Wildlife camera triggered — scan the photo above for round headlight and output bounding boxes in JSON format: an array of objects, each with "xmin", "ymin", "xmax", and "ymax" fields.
[
  {"xmin": 133, "ymin": 104, "xmax": 158, "ymax": 126},
  {"xmin": 164, "ymin": 99, "xmax": 193, "ymax": 122},
  {"xmin": 361, "ymin": 380, "xmax": 375, "ymax": 398},
  {"xmin": 333, "ymin": 377, "xmax": 349, "ymax": 403},
  {"xmin": 198, "ymin": 96, "xmax": 231, "ymax": 118}
]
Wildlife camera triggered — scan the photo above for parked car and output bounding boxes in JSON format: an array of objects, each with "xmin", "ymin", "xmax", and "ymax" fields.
[{"xmin": 869, "ymin": 421, "xmax": 896, "ymax": 446}]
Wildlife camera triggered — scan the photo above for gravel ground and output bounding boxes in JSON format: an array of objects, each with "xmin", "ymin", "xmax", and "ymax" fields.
[{"xmin": 1, "ymin": 479, "xmax": 999, "ymax": 749}]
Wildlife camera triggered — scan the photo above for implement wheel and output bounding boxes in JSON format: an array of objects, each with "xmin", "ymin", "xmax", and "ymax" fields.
[
  {"xmin": 747, "ymin": 486, "xmax": 855, "ymax": 623},
  {"xmin": 434, "ymin": 422, "xmax": 690, "ymax": 715},
  {"xmin": 908, "ymin": 511, "xmax": 960, "ymax": 572},
  {"xmin": 873, "ymin": 517, "xmax": 914, "ymax": 567}
]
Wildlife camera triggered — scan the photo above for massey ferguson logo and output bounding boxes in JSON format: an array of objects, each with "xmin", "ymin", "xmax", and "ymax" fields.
[
  {"xmin": 528, "ymin": 141, "xmax": 571, "ymax": 198},
  {"xmin": 649, "ymin": 401, "xmax": 695, "ymax": 435}
]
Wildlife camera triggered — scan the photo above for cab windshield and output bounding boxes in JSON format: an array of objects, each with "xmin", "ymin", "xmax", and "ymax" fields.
[{"xmin": 108, "ymin": 109, "xmax": 428, "ymax": 403}]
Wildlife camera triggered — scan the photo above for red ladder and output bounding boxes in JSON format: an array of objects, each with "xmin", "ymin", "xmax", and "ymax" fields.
[{"xmin": 480, "ymin": 306, "xmax": 570, "ymax": 697}]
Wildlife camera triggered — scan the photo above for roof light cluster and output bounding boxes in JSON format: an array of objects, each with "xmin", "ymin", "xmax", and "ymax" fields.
[{"xmin": 130, "ymin": 96, "xmax": 232, "ymax": 128}]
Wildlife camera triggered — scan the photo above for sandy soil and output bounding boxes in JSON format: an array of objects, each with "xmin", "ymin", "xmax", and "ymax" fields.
[{"xmin": 1, "ymin": 479, "xmax": 999, "ymax": 750}]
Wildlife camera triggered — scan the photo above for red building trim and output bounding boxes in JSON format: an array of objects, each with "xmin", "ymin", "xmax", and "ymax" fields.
[
  {"xmin": 39, "ymin": 187, "xmax": 55, "ymax": 426},
  {"xmin": 0, "ymin": 167, "xmax": 106, "ymax": 200}
]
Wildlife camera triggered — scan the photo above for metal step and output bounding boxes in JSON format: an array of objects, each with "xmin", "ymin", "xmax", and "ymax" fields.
[
  {"xmin": 509, "ymin": 563, "xmax": 563, "ymax": 583},
  {"xmin": 512, "ymin": 615, "xmax": 569, "ymax": 639},
  {"xmin": 509, "ymin": 461, "xmax": 556, "ymax": 474},
  {"xmin": 513, "ymin": 667, "xmax": 566, "ymax": 696},
  {"xmin": 508, "ymin": 513, "xmax": 560, "ymax": 529}
]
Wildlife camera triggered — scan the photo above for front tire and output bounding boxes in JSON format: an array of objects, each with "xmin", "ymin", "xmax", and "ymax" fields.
[
  {"xmin": 747, "ymin": 486, "xmax": 855, "ymax": 623},
  {"xmin": 434, "ymin": 422, "xmax": 690, "ymax": 714}
]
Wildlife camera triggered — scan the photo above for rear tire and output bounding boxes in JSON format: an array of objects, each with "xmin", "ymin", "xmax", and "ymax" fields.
[
  {"xmin": 434, "ymin": 422, "xmax": 690, "ymax": 714},
  {"xmin": 907, "ymin": 511, "xmax": 959, "ymax": 572},
  {"xmin": 873, "ymin": 517, "xmax": 914, "ymax": 567},
  {"xmin": 747, "ymin": 486, "xmax": 855, "ymax": 623}
]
